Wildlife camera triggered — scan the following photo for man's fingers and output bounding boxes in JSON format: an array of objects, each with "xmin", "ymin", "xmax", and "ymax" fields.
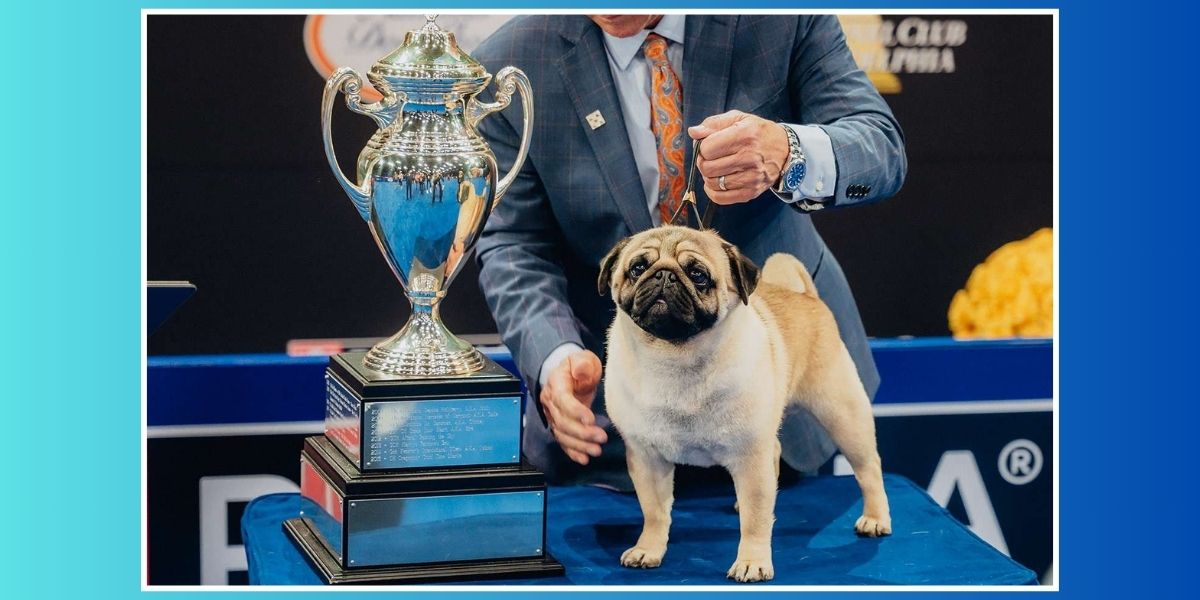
[
  {"xmin": 696, "ymin": 125, "xmax": 749, "ymax": 163},
  {"xmin": 704, "ymin": 184, "xmax": 756, "ymax": 205},
  {"xmin": 553, "ymin": 408, "xmax": 608, "ymax": 444},
  {"xmin": 563, "ymin": 447, "xmax": 591, "ymax": 465},
  {"xmin": 554, "ymin": 413, "xmax": 606, "ymax": 444},
  {"xmin": 546, "ymin": 389, "xmax": 607, "ymax": 442},
  {"xmin": 556, "ymin": 388, "xmax": 596, "ymax": 427},
  {"xmin": 554, "ymin": 428, "xmax": 603, "ymax": 459},
  {"xmin": 544, "ymin": 399, "xmax": 603, "ymax": 459},
  {"xmin": 688, "ymin": 110, "xmax": 746, "ymax": 139},
  {"xmin": 696, "ymin": 150, "xmax": 753, "ymax": 179},
  {"xmin": 702, "ymin": 170, "xmax": 761, "ymax": 193},
  {"xmin": 545, "ymin": 374, "xmax": 592, "ymax": 426}
]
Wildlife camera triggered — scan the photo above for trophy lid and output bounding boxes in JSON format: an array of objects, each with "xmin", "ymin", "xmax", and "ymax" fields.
[{"xmin": 369, "ymin": 15, "xmax": 489, "ymax": 85}]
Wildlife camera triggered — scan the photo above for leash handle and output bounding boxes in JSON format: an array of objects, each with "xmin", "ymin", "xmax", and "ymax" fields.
[{"xmin": 668, "ymin": 138, "xmax": 715, "ymax": 229}]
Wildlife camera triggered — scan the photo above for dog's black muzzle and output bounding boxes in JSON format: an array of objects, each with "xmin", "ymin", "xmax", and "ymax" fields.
[{"xmin": 630, "ymin": 268, "xmax": 713, "ymax": 342}]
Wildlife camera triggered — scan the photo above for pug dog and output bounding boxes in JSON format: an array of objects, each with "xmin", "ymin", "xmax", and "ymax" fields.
[{"xmin": 598, "ymin": 225, "xmax": 891, "ymax": 583}]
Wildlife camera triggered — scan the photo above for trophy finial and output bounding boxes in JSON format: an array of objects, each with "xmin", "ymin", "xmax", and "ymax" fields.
[{"xmin": 419, "ymin": 14, "xmax": 441, "ymax": 34}]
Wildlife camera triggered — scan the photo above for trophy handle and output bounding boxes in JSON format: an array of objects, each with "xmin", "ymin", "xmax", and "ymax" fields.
[
  {"xmin": 466, "ymin": 67, "xmax": 533, "ymax": 207},
  {"xmin": 322, "ymin": 68, "xmax": 399, "ymax": 221}
]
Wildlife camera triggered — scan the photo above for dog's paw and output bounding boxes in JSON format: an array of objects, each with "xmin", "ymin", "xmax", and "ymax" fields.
[
  {"xmin": 854, "ymin": 514, "xmax": 893, "ymax": 537},
  {"xmin": 620, "ymin": 545, "xmax": 665, "ymax": 568},
  {"xmin": 727, "ymin": 557, "xmax": 774, "ymax": 582}
]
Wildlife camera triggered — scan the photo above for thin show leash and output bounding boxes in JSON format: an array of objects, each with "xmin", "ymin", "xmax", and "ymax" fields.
[{"xmin": 667, "ymin": 139, "xmax": 717, "ymax": 230}]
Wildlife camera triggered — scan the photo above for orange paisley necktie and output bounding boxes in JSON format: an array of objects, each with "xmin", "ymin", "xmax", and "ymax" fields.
[{"xmin": 644, "ymin": 33, "xmax": 686, "ymax": 226}]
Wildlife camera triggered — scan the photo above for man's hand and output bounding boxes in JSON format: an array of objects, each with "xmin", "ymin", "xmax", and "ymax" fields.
[
  {"xmin": 689, "ymin": 110, "xmax": 790, "ymax": 205},
  {"xmin": 540, "ymin": 349, "xmax": 608, "ymax": 465}
]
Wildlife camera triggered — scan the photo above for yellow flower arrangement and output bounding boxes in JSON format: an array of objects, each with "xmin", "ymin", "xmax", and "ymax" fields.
[{"xmin": 948, "ymin": 228, "xmax": 1053, "ymax": 339}]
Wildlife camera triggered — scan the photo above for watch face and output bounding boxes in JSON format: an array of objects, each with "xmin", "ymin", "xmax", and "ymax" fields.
[{"xmin": 785, "ymin": 161, "xmax": 806, "ymax": 191}]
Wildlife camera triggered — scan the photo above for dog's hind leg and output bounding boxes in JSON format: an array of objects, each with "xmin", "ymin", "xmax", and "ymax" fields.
[
  {"xmin": 802, "ymin": 348, "xmax": 892, "ymax": 537},
  {"xmin": 620, "ymin": 440, "xmax": 675, "ymax": 568}
]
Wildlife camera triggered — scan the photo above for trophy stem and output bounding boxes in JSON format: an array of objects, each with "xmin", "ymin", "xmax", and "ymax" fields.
[{"xmin": 363, "ymin": 299, "xmax": 485, "ymax": 377}]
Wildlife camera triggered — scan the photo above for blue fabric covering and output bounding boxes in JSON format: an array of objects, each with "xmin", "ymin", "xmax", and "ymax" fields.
[{"xmin": 242, "ymin": 474, "xmax": 1036, "ymax": 585}]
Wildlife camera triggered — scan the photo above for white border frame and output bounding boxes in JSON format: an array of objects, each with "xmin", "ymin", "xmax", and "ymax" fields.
[{"xmin": 141, "ymin": 7, "xmax": 1060, "ymax": 592}]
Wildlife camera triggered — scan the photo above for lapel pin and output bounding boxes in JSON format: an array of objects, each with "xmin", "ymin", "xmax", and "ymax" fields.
[{"xmin": 586, "ymin": 110, "xmax": 606, "ymax": 130}]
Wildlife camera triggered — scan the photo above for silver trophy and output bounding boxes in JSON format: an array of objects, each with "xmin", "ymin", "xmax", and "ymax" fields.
[
  {"xmin": 321, "ymin": 15, "xmax": 532, "ymax": 376},
  {"xmin": 293, "ymin": 17, "xmax": 561, "ymax": 583}
]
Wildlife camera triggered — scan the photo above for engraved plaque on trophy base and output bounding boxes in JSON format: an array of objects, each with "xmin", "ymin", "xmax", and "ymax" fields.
[
  {"xmin": 285, "ymin": 436, "xmax": 564, "ymax": 584},
  {"xmin": 325, "ymin": 351, "xmax": 524, "ymax": 472}
]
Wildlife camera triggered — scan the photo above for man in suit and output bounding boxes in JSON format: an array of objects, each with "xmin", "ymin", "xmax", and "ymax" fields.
[{"xmin": 473, "ymin": 15, "xmax": 906, "ymax": 489}]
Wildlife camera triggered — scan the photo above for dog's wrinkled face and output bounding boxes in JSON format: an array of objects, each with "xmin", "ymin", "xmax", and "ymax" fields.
[{"xmin": 598, "ymin": 226, "xmax": 760, "ymax": 342}]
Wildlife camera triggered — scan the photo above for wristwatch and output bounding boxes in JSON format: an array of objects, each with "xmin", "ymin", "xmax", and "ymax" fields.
[{"xmin": 772, "ymin": 124, "xmax": 807, "ymax": 194}]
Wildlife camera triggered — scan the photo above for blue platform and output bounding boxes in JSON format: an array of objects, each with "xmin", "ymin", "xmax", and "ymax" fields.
[{"xmin": 243, "ymin": 474, "xmax": 1036, "ymax": 586}]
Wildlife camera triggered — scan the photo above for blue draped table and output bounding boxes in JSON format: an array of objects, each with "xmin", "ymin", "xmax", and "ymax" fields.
[{"xmin": 242, "ymin": 474, "xmax": 1036, "ymax": 585}]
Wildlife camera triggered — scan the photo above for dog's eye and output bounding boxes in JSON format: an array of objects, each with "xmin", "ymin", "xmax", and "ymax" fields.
[
  {"xmin": 688, "ymin": 268, "xmax": 710, "ymax": 288},
  {"xmin": 628, "ymin": 262, "xmax": 647, "ymax": 278}
]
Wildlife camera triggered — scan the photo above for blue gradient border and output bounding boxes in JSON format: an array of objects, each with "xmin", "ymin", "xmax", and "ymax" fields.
[{"xmin": 4, "ymin": 0, "xmax": 1189, "ymax": 597}]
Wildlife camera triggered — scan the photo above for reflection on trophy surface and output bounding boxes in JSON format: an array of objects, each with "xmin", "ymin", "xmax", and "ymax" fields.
[{"xmin": 321, "ymin": 14, "xmax": 533, "ymax": 377}]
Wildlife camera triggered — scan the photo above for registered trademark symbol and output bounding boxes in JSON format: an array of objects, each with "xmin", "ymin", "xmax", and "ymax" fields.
[{"xmin": 998, "ymin": 439, "xmax": 1043, "ymax": 485}]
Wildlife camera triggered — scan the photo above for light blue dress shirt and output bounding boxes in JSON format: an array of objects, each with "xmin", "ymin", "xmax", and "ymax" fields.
[{"xmin": 539, "ymin": 15, "xmax": 838, "ymax": 388}]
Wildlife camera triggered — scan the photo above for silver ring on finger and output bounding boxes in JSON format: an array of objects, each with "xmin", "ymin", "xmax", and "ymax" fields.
[{"xmin": 718, "ymin": 175, "xmax": 728, "ymax": 191}]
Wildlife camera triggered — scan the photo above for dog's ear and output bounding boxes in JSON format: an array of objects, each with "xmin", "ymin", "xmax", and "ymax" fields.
[
  {"xmin": 597, "ymin": 237, "xmax": 631, "ymax": 296},
  {"xmin": 723, "ymin": 243, "xmax": 760, "ymax": 304}
]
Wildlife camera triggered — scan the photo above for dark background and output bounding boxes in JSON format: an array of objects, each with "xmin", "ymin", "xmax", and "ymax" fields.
[{"xmin": 148, "ymin": 15, "xmax": 1052, "ymax": 355}]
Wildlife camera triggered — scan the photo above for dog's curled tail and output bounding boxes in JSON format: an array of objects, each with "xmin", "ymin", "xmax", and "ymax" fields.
[{"xmin": 761, "ymin": 253, "xmax": 819, "ymax": 298}]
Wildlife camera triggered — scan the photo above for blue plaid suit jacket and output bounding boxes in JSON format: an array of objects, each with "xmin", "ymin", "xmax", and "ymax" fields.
[{"xmin": 473, "ymin": 15, "xmax": 906, "ymax": 486}]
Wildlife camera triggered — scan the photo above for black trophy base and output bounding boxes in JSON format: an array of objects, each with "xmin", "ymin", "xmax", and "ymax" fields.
[
  {"xmin": 326, "ymin": 351, "xmax": 526, "ymax": 472},
  {"xmin": 283, "ymin": 517, "xmax": 565, "ymax": 585}
]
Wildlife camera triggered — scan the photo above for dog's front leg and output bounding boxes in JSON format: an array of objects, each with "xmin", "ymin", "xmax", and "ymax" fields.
[
  {"xmin": 621, "ymin": 439, "xmax": 675, "ymax": 568},
  {"xmin": 727, "ymin": 444, "xmax": 777, "ymax": 582}
]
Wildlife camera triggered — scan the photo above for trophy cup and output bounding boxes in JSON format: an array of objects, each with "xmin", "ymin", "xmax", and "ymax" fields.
[{"xmin": 283, "ymin": 15, "xmax": 563, "ymax": 584}]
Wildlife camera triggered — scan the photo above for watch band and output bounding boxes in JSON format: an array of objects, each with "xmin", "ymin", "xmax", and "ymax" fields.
[{"xmin": 773, "ymin": 124, "xmax": 806, "ymax": 193}]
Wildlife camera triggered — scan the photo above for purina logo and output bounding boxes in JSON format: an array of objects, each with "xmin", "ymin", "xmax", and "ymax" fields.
[
  {"xmin": 303, "ymin": 14, "xmax": 512, "ymax": 103},
  {"xmin": 837, "ymin": 15, "xmax": 968, "ymax": 94}
]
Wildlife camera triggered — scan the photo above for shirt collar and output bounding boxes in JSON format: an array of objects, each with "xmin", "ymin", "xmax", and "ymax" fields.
[{"xmin": 601, "ymin": 14, "xmax": 686, "ymax": 71}]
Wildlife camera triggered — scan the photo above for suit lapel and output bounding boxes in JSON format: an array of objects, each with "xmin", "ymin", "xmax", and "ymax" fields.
[
  {"xmin": 556, "ymin": 17, "xmax": 652, "ymax": 234},
  {"xmin": 682, "ymin": 15, "xmax": 738, "ymax": 226}
]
